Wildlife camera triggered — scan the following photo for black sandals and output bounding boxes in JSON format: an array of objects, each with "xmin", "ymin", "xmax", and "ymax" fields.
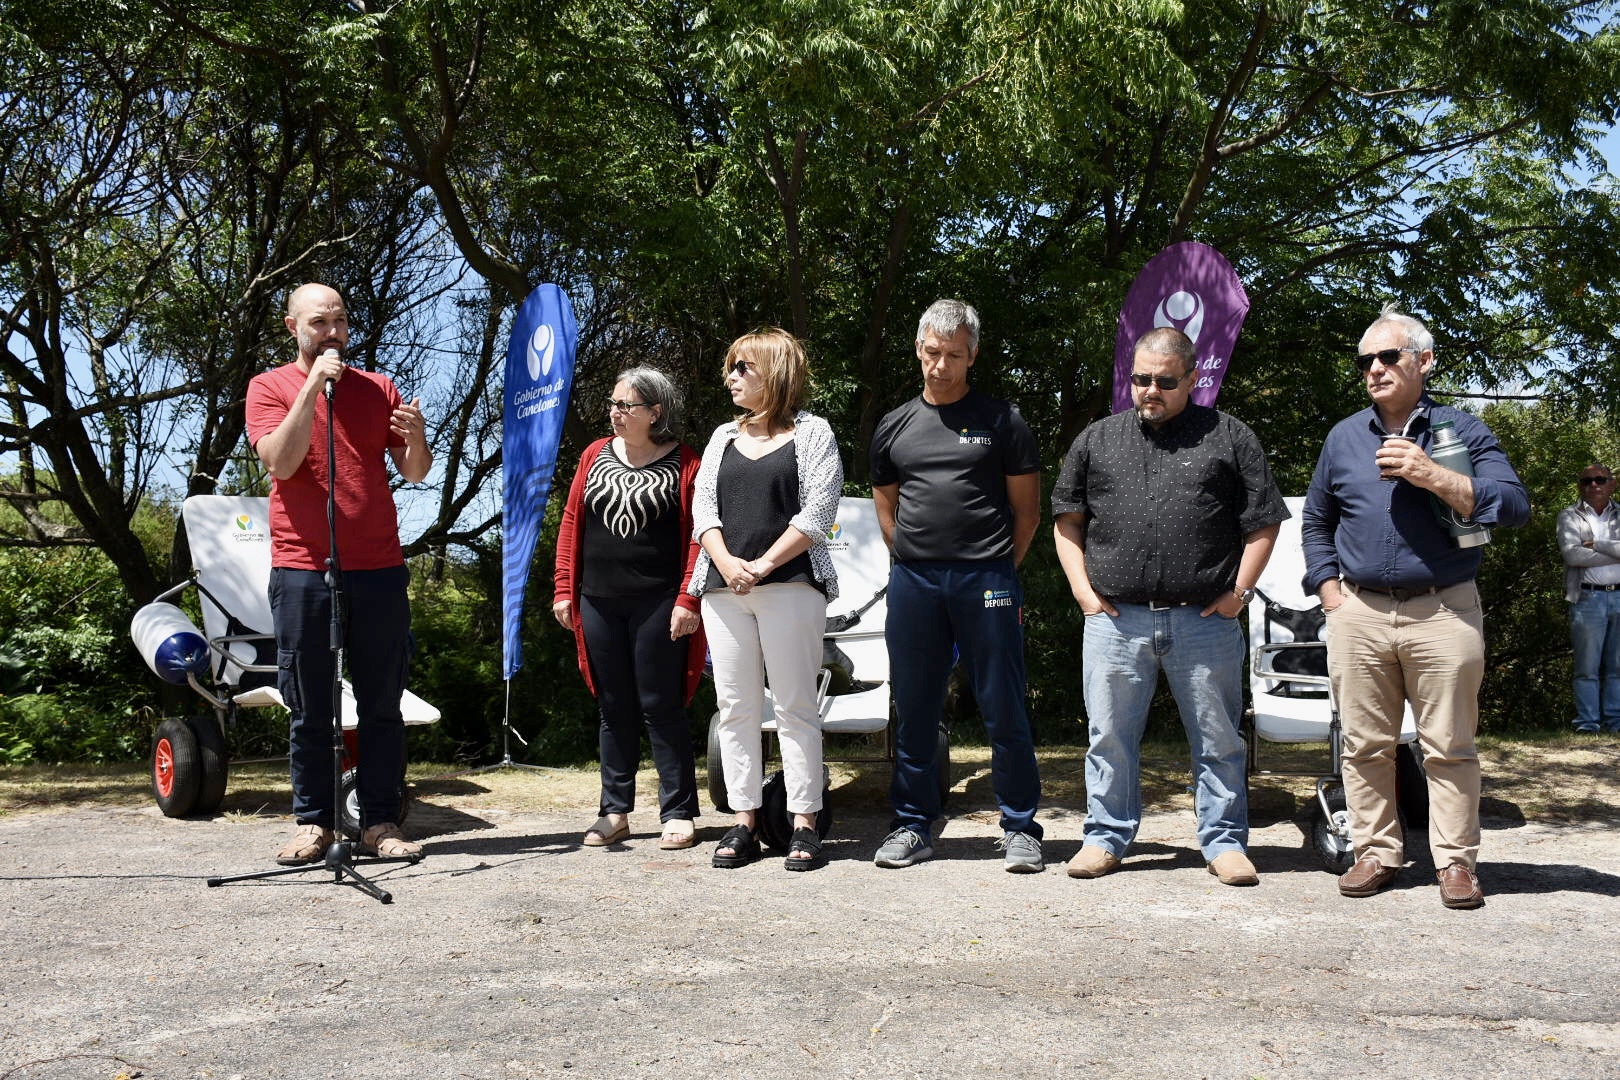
[
  {"xmin": 711, "ymin": 823, "xmax": 760, "ymax": 869},
  {"xmin": 783, "ymin": 826, "xmax": 826, "ymax": 871}
]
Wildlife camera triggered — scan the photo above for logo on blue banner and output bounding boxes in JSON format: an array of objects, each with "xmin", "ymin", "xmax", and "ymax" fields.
[{"xmin": 502, "ymin": 284, "xmax": 577, "ymax": 680}]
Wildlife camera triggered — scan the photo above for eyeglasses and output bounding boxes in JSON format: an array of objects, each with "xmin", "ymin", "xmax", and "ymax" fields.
[
  {"xmin": 1129, "ymin": 372, "xmax": 1187, "ymax": 391},
  {"xmin": 1354, "ymin": 347, "xmax": 1416, "ymax": 372},
  {"xmin": 729, "ymin": 360, "xmax": 754, "ymax": 377},
  {"xmin": 608, "ymin": 399, "xmax": 652, "ymax": 413},
  {"xmin": 1579, "ymin": 476, "xmax": 1613, "ymax": 486}
]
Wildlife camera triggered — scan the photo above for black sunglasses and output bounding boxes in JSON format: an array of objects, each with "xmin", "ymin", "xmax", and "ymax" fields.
[
  {"xmin": 1354, "ymin": 347, "xmax": 1416, "ymax": 372},
  {"xmin": 1579, "ymin": 475, "xmax": 1613, "ymax": 485},
  {"xmin": 1129, "ymin": 372, "xmax": 1186, "ymax": 391},
  {"xmin": 728, "ymin": 359, "xmax": 755, "ymax": 377}
]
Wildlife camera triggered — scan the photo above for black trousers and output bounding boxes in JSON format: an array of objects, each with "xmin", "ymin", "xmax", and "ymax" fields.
[
  {"xmin": 270, "ymin": 565, "xmax": 411, "ymax": 828},
  {"xmin": 579, "ymin": 592, "xmax": 698, "ymax": 820}
]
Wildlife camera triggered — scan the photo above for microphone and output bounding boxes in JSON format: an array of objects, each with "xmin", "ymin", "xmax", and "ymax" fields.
[{"xmin": 321, "ymin": 347, "xmax": 342, "ymax": 399}]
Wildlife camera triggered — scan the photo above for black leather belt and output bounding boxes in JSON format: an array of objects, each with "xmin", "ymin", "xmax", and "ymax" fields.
[
  {"xmin": 1582, "ymin": 583, "xmax": 1620, "ymax": 592},
  {"xmin": 1346, "ymin": 581, "xmax": 1447, "ymax": 602}
]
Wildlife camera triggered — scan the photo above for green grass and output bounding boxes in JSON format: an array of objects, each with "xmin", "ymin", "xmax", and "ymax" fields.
[{"xmin": 4, "ymin": 732, "xmax": 1616, "ymax": 826}]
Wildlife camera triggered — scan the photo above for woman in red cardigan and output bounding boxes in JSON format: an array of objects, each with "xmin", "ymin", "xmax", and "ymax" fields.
[{"xmin": 552, "ymin": 366, "xmax": 706, "ymax": 850}]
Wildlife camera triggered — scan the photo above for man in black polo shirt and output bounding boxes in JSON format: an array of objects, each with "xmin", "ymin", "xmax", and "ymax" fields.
[
  {"xmin": 870, "ymin": 299, "xmax": 1044, "ymax": 872},
  {"xmin": 1052, "ymin": 327, "xmax": 1286, "ymax": 886}
]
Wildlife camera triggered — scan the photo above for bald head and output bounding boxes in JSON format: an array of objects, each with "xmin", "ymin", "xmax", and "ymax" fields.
[
  {"xmin": 283, "ymin": 283, "xmax": 349, "ymax": 364},
  {"xmin": 287, "ymin": 283, "xmax": 343, "ymax": 317}
]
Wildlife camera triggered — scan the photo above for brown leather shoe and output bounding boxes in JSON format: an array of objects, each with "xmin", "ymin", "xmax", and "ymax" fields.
[
  {"xmin": 275, "ymin": 822, "xmax": 334, "ymax": 865},
  {"xmin": 1339, "ymin": 854, "xmax": 1399, "ymax": 897},
  {"xmin": 360, "ymin": 822, "xmax": 422, "ymax": 859},
  {"xmin": 1436, "ymin": 863, "xmax": 1484, "ymax": 909}
]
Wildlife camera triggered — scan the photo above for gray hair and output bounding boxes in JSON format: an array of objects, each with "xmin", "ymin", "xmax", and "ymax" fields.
[
  {"xmin": 1361, "ymin": 302, "xmax": 1434, "ymax": 355},
  {"xmin": 917, "ymin": 299, "xmax": 980, "ymax": 353},
  {"xmin": 615, "ymin": 365, "xmax": 681, "ymax": 444},
  {"xmin": 1134, "ymin": 326, "xmax": 1197, "ymax": 375}
]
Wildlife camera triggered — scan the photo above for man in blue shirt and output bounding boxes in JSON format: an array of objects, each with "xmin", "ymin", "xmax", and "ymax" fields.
[{"xmin": 1302, "ymin": 306, "xmax": 1529, "ymax": 909}]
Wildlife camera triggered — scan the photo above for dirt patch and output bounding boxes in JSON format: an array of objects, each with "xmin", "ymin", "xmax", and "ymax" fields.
[{"xmin": 2, "ymin": 738, "xmax": 1618, "ymax": 1079}]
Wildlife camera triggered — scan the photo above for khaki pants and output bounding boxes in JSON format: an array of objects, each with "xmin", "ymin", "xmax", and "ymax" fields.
[{"xmin": 1326, "ymin": 581, "xmax": 1484, "ymax": 870}]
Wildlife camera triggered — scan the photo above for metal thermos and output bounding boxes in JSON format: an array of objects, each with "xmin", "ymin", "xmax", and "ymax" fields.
[{"xmin": 1427, "ymin": 421, "xmax": 1491, "ymax": 548}]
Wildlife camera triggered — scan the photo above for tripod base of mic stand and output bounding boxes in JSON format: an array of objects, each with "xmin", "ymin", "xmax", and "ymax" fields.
[
  {"xmin": 206, "ymin": 840, "xmax": 424, "ymax": 905},
  {"xmin": 463, "ymin": 714, "xmax": 567, "ymax": 775},
  {"xmin": 463, "ymin": 753, "xmax": 561, "ymax": 775}
]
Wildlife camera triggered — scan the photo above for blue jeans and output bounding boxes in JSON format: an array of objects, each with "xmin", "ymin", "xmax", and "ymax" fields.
[
  {"xmin": 1570, "ymin": 589, "xmax": 1620, "ymax": 732},
  {"xmin": 1081, "ymin": 602, "xmax": 1247, "ymax": 859},
  {"xmin": 271, "ymin": 565, "xmax": 412, "ymax": 829},
  {"xmin": 887, "ymin": 559, "xmax": 1041, "ymax": 838}
]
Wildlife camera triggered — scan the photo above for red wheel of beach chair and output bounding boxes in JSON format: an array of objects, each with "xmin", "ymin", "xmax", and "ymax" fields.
[{"xmin": 151, "ymin": 717, "xmax": 202, "ymax": 818}]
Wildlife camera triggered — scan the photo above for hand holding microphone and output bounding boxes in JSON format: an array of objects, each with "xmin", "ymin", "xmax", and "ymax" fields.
[{"xmin": 313, "ymin": 347, "xmax": 345, "ymax": 398}]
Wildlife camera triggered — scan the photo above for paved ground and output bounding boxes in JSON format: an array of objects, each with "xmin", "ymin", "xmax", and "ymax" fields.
[{"xmin": 2, "ymin": 780, "xmax": 1617, "ymax": 1080}]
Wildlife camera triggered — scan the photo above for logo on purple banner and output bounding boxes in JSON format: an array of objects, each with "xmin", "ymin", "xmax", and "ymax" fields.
[{"xmin": 1111, "ymin": 241, "xmax": 1249, "ymax": 414}]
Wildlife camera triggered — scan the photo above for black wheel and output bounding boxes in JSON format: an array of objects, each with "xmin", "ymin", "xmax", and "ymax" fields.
[
  {"xmin": 151, "ymin": 717, "xmax": 201, "ymax": 818},
  {"xmin": 935, "ymin": 723, "xmax": 951, "ymax": 808},
  {"xmin": 756, "ymin": 767, "xmax": 834, "ymax": 851},
  {"xmin": 1395, "ymin": 741, "xmax": 1429, "ymax": 830},
  {"xmin": 185, "ymin": 715, "xmax": 229, "ymax": 813},
  {"xmin": 706, "ymin": 713, "xmax": 731, "ymax": 815},
  {"xmin": 339, "ymin": 765, "xmax": 410, "ymax": 839},
  {"xmin": 340, "ymin": 769, "xmax": 362, "ymax": 839},
  {"xmin": 944, "ymin": 662, "xmax": 976, "ymax": 726},
  {"xmin": 1310, "ymin": 785, "xmax": 1357, "ymax": 875}
]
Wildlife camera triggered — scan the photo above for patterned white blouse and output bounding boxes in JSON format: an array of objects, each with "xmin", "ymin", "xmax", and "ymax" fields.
[{"xmin": 688, "ymin": 410, "xmax": 843, "ymax": 601}]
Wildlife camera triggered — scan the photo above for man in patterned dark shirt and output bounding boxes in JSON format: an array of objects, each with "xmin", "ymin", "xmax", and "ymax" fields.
[{"xmin": 1052, "ymin": 327, "xmax": 1287, "ymax": 886}]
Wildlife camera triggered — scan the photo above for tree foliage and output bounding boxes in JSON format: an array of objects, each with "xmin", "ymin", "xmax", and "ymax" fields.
[{"xmin": 2, "ymin": 0, "xmax": 1618, "ymax": 757}]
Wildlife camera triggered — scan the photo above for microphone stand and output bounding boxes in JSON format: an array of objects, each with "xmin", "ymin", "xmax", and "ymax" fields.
[{"xmin": 208, "ymin": 373, "xmax": 422, "ymax": 903}]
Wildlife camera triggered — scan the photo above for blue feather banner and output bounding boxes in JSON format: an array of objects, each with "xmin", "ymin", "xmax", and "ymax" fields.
[{"xmin": 501, "ymin": 283, "xmax": 577, "ymax": 680}]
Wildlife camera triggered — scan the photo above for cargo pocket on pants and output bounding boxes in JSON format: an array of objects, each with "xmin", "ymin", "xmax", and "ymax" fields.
[{"xmin": 277, "ymin": 648, "xmax": 302, "ymax": 718}]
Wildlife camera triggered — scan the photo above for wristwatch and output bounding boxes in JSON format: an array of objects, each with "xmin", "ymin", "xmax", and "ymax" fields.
[{"xmin": 1232, "ymin": 586, "xmax": 1256, "ymax": 605}]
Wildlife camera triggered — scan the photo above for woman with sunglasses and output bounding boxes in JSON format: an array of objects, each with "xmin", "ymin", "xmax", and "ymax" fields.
[
  {"xmin": 553, "ymin": 366, "xmax": 707, "ymax": 850},
  {"xmin": 690, "ymin": 329, "xmax": 842, "ymax": 871}
]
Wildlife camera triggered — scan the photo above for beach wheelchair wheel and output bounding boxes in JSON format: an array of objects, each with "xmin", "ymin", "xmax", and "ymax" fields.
[
  {"xmin": 151, "ymin": 717, "xmax": 201, "ymax": 818},
  {"xmin": 185, "ymin": 715, "xmax": 229, "ymax": 814},
  {"xmin": 756, "ymin": 766, "xmax": 834, "ymax": 852},
  {"xmin": 339, "ymin": 765, "xmax": 411, "ymax": 840},
  {"xmin": 1310, "ymin": 784, "xmax": 1356, "ymax": 874}
]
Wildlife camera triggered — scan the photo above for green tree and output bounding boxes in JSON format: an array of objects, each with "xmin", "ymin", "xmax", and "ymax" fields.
[{"xmin": 1477, "ymin": 399, "xmax": 1620, "ymax": 731}]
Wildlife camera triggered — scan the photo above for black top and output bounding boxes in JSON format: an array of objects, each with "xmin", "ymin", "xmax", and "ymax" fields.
[
  {"xmin": 1051, "ymin": 403, "xmax": 1289, "ymax": 604},
  {"xmin": 703, "ymin": 440, "xmax": 819, "ymax": 593},
  {"xmin": 580, "ymin": 444, "xmax": 682, "ymax": 597},
  {"xmin": 869, "ymin": 390, "xmax": 1040, "ymax": 562}
]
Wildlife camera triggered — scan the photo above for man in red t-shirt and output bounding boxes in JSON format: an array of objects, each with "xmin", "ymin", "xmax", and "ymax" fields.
[{"xmin": 245, "ymin": 283, "xmax": 432, "ymax": 865}]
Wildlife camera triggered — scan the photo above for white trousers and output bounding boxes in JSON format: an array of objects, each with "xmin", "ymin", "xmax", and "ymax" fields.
[{"xmin": 702, "ymin": 582, "xmax": 827, "ymax": 814}]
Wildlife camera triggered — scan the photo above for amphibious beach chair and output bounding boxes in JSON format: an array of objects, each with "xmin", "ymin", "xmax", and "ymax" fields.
[
  {"xmin": 130, "ymin": 494, "xmax": 439, "ymax": 831},
  {"xmin": 1245, "ymin": 496, "xmax": 1428, "ymax": 872}
]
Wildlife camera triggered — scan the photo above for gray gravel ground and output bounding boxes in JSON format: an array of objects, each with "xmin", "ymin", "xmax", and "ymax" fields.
[{"xmin": 2, "ymin": 792, "xmax": 1617, "ymax": 1080}]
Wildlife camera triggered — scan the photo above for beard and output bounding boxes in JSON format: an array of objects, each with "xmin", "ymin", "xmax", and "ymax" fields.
[{"xmin": 298, "ymin": 329, "xmax": 342, "ymax": 358}]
